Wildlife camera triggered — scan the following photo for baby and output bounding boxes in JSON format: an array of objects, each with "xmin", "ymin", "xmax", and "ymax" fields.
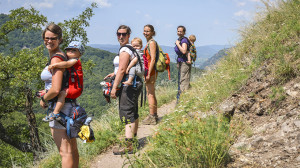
[
  {"xmin": 123, "ymin": 37, "xmax": 143, "ymax": 85},
  {"xmin": 42, "ymin": 41, "xmax": 85, "ymax": 122}
]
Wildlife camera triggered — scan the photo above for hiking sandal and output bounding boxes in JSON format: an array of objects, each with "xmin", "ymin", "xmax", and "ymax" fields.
[{"xmin": 42, "ymin": 112, "xmax": 60, "ymax": 122}]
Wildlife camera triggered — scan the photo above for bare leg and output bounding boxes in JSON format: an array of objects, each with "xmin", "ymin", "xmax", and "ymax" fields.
[
  {"xmin": 125, "ymin": 119, "xmax": 139, "ymax": 138},
  {"xmin": 146, "ymin": 77, "xmax": 157, "ymax": 115},
  {"xmin": 53, "ymin": 90, "xmax": 67, "ymax": 115},
  {"xmin": 51, "ymin": 128, "xmax": 79, "ymax": 168}
]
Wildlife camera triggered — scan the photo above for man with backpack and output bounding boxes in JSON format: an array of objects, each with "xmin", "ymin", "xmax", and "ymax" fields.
[{"xmin": 175, "ymin": 25, "xmax": 191, "ymax": 102}]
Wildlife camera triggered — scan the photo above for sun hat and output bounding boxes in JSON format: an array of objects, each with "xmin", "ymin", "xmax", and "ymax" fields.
[{"xmin": 65, "ymin": 41, "xmax": 85, "ymax": 55}]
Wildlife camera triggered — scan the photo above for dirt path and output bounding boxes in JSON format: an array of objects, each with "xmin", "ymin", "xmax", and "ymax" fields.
[{"xmin": 90, "ymin": 100, "xmax": 177, "ymax": 168}]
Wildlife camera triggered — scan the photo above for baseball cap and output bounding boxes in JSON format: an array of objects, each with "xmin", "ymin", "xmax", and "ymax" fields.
[{"xmin": 65, "ymin": 41, "xmax": 85, "ymax": 55}]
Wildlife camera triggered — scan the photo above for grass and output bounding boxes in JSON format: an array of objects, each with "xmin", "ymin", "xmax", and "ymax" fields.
[
  {"xmin": 125, "ymin": 0, "xmax": 300, "ymax": 167},
  {"xmin": 4, "ymin": 0, "xmax": 300, "ymax": 167}
]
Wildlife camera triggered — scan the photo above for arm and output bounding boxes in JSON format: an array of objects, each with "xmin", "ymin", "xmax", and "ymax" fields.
[
  {"xmin": 126, "ymin": 57, "xmax": 138, "ymax": 74},
  {"xmin": 146, "ymin": 41, "xmax": 157, "ymax": 81},
  {"xmin": 111, "ymin": 51, "xmax": 130, "ymax": 99},
  {"xmin": 187, "ymin": 52, "xmax": 192, "ymax": 64},
  {"xmin": 40, "ymin": 57, "xmax": 64, "ymax": 108},
  {"xmin": 48, "ymin": 59, "xmax": 78, "ymax": 70},
  {"xmin": 175, "ymin": 40, "xmax": 188, "ymax": 54}
]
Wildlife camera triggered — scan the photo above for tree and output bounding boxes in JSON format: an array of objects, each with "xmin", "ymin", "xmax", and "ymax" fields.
[{"xmin": 0, "ymin": 3, "xmax": 97, "ymax": 159}]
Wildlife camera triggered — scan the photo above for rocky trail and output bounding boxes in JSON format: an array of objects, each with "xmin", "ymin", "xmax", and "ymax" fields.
[{"xmin": 90, "ymin": 100, "xmax": 177, "ymax": 168}]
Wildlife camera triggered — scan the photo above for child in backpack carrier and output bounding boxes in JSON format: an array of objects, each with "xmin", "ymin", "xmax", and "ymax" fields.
[
  {"xmin": 187, "ymin": 35, "xmax": 197, "ymax": 64},
  {"xmin": 42, "ymin": 41, "xmax": 85, "ymax": 122},
  {"xmin": 122, "ymin": 37, "xmax": 144, "ymax": 85}
]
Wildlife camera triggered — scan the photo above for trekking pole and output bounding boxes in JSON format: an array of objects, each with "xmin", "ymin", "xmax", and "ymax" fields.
[{"xmin": 176, "ymin": 62, "xmax": 181, "ymax": 104}]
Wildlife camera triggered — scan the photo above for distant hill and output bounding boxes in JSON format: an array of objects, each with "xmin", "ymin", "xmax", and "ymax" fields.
[
  {"xmin": 199, "ymin": 48, "xmax": 229, "ymax": 69},
  {"xmin": 89, "ymin": 44, "xmax": 231, "ymax": 67}
]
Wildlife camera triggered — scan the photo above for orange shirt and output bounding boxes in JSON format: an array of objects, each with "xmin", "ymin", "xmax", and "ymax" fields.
[{"xmin": 144, "ymin": 40, "xmax": 157, "ymax": 77}]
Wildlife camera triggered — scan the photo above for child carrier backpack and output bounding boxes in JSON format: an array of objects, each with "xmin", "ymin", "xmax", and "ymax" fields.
[
  {"xmin": 146, "ymin": 41, "xmax": 171, "ymax": 80},
  {"xmin": 120, "ymin": 45, "xmax": 147, "ymax": 78},
  {"xmin": 189, "ymin": 44, "xmax": 197, "ymax": 63},
  {"xmin": 50, "ymin": 54, "xmax": 83, "ymax": 99},
  {"xmin": 66, "ymin": 60, "xmax": 83, "ymax": 99}
]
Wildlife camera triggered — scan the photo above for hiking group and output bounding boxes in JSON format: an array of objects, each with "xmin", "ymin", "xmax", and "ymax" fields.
[{"xmin": 38, "ymin": 23, "xmax": 196, "ymax": 167}]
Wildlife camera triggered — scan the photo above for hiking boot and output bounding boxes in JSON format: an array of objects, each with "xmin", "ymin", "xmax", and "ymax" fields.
[
  {"xmin": 142, "ymin": 114, "xmax": 157, "ymax": 125},
  {"xmin": 113, "ymin": 141, "xmax": 134, "ymax": 155}
]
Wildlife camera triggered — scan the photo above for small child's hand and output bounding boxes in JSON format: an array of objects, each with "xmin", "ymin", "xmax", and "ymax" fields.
[
  {"xmin": 126, "ymin": 68, "xmax": 130, "ymax": 74},
  {"xmin": 48, "ymin": 65, "xmax": 55, "ymax": 70},
  {"xmin": 187, "ymin": 60, "xmax": 192, "ymax": 64}
]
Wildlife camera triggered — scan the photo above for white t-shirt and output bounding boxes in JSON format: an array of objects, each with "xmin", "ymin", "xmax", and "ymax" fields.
[
  {"xmin": 113, "ymin": 56, "xmax": 119, "ymax": 75},
  {"xmin": 41, "ymin": 65, "xmax": 52, "ymax": 90}
]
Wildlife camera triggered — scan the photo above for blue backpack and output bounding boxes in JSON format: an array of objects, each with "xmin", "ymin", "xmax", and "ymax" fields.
[{"xmin": 58, "ymin": 105, "xmax": 88, "ymax": 139}]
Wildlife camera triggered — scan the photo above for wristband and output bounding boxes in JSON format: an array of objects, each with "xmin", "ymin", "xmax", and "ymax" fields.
[{"xmin": 41, "ymin": 96, "xmax": 46, "ymax": 103}]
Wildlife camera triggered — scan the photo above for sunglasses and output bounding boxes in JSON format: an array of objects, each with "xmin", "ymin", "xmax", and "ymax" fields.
[
  {"xmin": 44, "ymin": 37, "xmax": 58, "ymax": 41},
  {"xmin": 117, "ymin": 32, "xmax": 128, "ymax": 37}
]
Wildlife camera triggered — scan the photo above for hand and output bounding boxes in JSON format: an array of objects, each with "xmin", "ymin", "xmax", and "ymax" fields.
[
  {"xmin": 110, "ymin": 88, "xmax": 117, "ymax": 99},
  {"xmin": 104, "ymin": 73, "xmax": 114, "ymax": 80},
  {"xmin": 48, "ymin": 65, "xmax": 55, "ymax": 70},
  {"xmin": 176, "ymin": 40, "xmax": 180, "ymax": 46},
  {"xmin": 40, "ymin": 99, "xmax": 47, "ymax": 108},
  {"xmin": 177, "ymin": 63, "xmax": 179, "ymax": 69},
  {"xmin": 126, "ymin": 68, "xmax": 129, "ymax": 74},
  {"xmin": 187, "ymin": 61, "xmax": 191, "ymax": 64},
  {"xmin": 145, "ymin": 75, "xmax": 150, "ymax": 82}
]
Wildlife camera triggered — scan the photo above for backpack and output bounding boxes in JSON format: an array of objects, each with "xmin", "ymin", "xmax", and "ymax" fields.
[
  {"xmin": 58, "ymin": 105, "xmax": 89, "ymax": 139},
  {"xmin": 50, "ymin": 54, "xmax": 83, "ymax": 99},
  {"xmin": 189, "ymin": 44, "xmax": 197, "ymax": 63},
  {"xmin": 119, "ymin": 45, "xmax": 147, "ymax": 78},
  {"xmin": 146, "ymin": 40, "xmax": 171, "ymax": 80}
]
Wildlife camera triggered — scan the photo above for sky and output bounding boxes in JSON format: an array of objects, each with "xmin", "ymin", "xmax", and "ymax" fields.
[{"xmin": 0, "ymin": 0, "xmax": 265, "ymax": 47}]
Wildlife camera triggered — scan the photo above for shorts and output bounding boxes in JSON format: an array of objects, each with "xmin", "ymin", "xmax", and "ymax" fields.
[{"xmin": 118, "ymin": 81, "xmax": 143, "ymax": 124}]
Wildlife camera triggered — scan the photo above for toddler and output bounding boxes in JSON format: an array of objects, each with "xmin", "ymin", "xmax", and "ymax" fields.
[{"xmin": 123, "ymin": 37, "xmax": 143, "ymax": 85}]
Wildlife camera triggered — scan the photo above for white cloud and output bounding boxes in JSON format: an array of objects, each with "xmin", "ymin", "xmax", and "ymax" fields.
[
  {"xmin": 234, "ymin": 10, "xmax": 250, "ymax": 17},
  {"xmin": 86, "ymin": 0, "xmax": 111, "ymax": 8}
]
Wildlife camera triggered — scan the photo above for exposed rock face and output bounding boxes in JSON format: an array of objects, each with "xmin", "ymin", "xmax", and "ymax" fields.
[{"xmin": 223, "ymin": 62, "xmax": 300, "ymax": 168}]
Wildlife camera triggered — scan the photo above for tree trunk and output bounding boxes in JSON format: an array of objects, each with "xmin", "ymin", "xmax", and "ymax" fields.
[{"xmin": 25, "ymin": 88, "xmax": 44, "ymax": 159}]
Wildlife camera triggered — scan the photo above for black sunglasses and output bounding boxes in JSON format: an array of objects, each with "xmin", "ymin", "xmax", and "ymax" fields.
[{"xmin": 117, "ymin": 32, "xmax": 128, "ymax": 37}]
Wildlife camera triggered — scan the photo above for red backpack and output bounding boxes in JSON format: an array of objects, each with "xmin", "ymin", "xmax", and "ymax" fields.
[
  {"xmin": 51, "ymin": 54, "xmax": 83, "ymax": 99},
  {"xmin": 66, "ymin": 60, "xmax": 83, "ymax": 99}
]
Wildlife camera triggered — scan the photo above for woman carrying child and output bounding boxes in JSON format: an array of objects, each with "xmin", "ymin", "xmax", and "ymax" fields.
[
  {"xmin": 39, "ymin": 23, "xmax": 79, "ymax": 167},
  {"xmin": 142, "ymin": 24, "xmax": 159, "ymax": 125},
  {"xmin": 105, "ymin": 25, "xmax": 143, "ymax": 155}
]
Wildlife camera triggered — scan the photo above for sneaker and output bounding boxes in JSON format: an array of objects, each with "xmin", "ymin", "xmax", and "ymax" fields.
[
  {"xmin": 142, "ymin": 114, "xmax": 157, "ymax": 125},
  {"xmin": 113, "ymin": 141, "xmax": 134, "ymax": 155}
]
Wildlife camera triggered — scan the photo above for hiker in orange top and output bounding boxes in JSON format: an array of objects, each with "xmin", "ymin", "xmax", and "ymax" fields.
[
  {"xmin": 39, "ymin": 23, "xmax": 79, "ymax": 168},
  {"xmin": 142, "ymin": 24, "xmax": 159, "ymax": 125}
]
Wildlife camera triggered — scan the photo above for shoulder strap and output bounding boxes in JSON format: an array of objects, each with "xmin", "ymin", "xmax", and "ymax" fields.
[
  {"xmin": 49, "ymin": 53, "xmax": 67, "ymax": 64},
  {"xmin": 119, "ymin": 45, "xmax": 143, "ymax": 73}
]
